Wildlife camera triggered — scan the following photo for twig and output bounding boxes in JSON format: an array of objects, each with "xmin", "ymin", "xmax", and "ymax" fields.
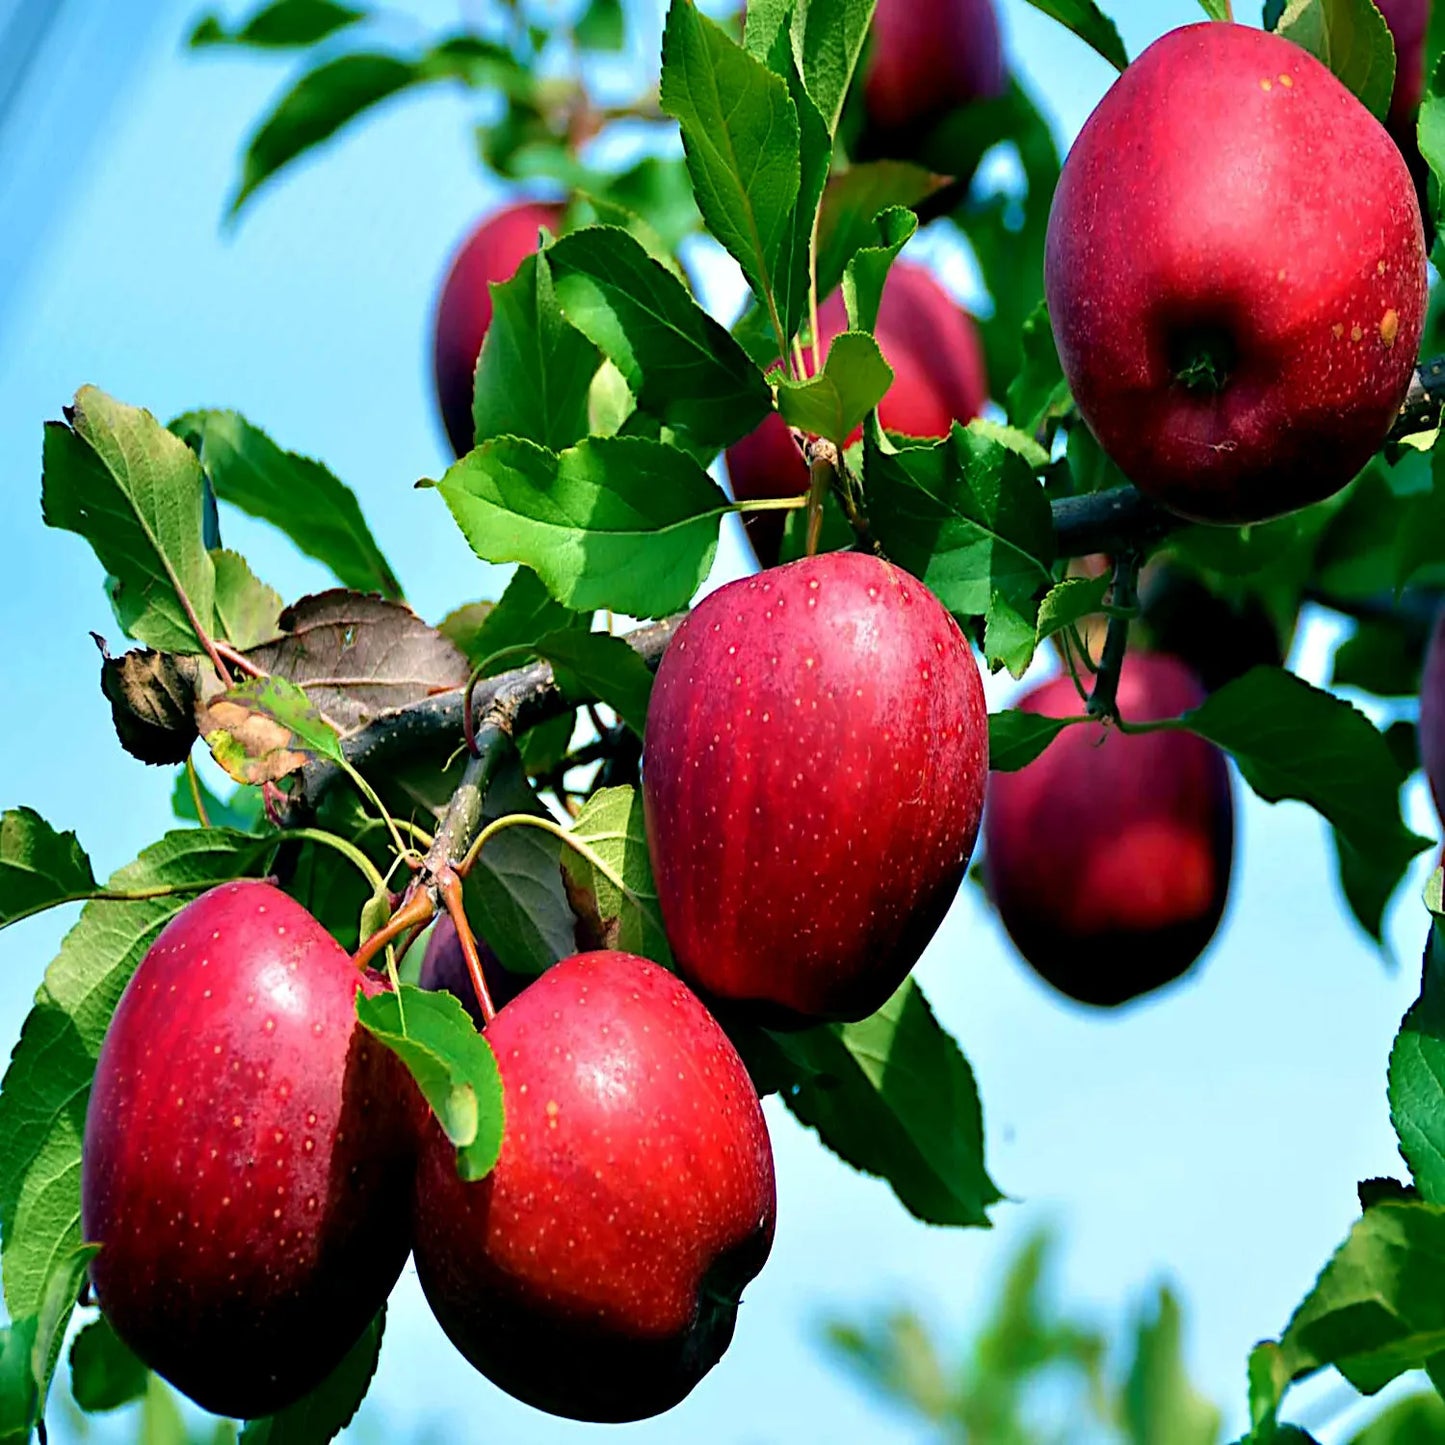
[{"xmin": 1087, "ymin": 553, "xmax": 1139, "ymax": 722}]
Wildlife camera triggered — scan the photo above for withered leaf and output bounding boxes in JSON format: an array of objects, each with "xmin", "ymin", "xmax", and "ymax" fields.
[
  {"xmin": 97, "ymin": 642, "xmax": 220, "ymax": 766},
  {"xmin": 244, "ymin": 589, "xmax": 470, "ymax": 734},
  {"xmin": 196, "ymin": 674, "xmax": 340, "ymax": 785}
]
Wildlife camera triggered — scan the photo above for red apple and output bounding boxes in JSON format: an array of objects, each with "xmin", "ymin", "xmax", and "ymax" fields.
[
  {"xmin": 861, "ymin": 0, "xmax": 1007, "ymax": 150},
  {"xmin": 411, "ymin": 951, "xmax": 775, "ymax": 1422},
  {"xmin": 984, "ymin": 654, "xmax": 1234, "ymax": 1007},
  {"xmin": 433, "ymin": 201, "xmax": 563, "ymax": 457},
  {"xmin": 418, "ymin": 914, "xmax": 526, "ymax": 1026},
  {"xmin": 643, "ymin": 551, "xmax": 989, "ymax": 1022},
  {"xmin": 1418, "ymin": 609, "xmax": 1445, "ymax": 821},
  {"xmin": 1045, "ymin": 22, "xmax": 1427, "ymax": 525},
  {"xmin": 81, "ymin": 881, "xmax": 414, "ymax": 1418},
  {"xmin": 726, "ymin": 261, "xmax": 987, "ymax": 568}
]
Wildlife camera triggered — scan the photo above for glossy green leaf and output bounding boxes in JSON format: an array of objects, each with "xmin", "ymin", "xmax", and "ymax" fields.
[
  {"xmin": 1347, "ymin": 1391, "xmax": 1445, "ymax": 1442},
  {"xmin": 1390, "ymin": 924, "xmax": 1445, "ymax": 1203},
  {"xmin": 0, "ymin": 830, "xmax": 269, "ymax": 1319},
  {"xmin": 660, "ymin": 0, "xmax": 801, "ymax": 340},
  {"xmin": 172, "ymin": 410, "xmax": 401, "ymax": 599},
  {"xmin": 548, "ymin": 227, "xmax": 769, "ymax": 448},
  {"xmin": 472, "ymin": 252, "xmax": 598, "ymax": 453},
  {"xmin": 69, "ymin": 1316, "xmax": 147, "ymax": 1413},
  {"xmin": 438, "ymin": 567, "xmax": 589, "ymax": 672},
  {"xmin": 563, "ymin": 786, "xmax": 673, "ymax": 964},
  {"xmin": 1277, "ymin": 1201, "xmax": 1445, "ymax": 1395},
  {"xmin": 842, "ymin": 206, "xmax": 916, "ymax": 334},
  {"xmin": 0, "ymin": 1317, "xmax": 37, "ymax": 1444},
  {"xmin": 1007, "ymin": 302, "xmax": 1070, "ymax": 436},
  {"xmin": 356, "ymin": 989, "xmax": 502, "ymax": 1180},
  {"xmin": 31, "ymin": 1245, "xmax": 99, "ymax": 1420},
  {"xmin": 189, "ymin": 0, "xmax": 365, "ymax": 48},
  {"xmin": 1276, "ymin": 0, "xmax": 1395, "ymax": 119},
  {"xmin": 988, "ymin": 710, "xmax": 1077, "ymax": 773},
  {"xmin": 815, "ymin": 162, "xmax": 949, "ymax": 302},
  {"xmin": 170, "ymin": 773, "xmax": 265, "ymax": 833},
  {"xmin": 777, "ymin": 332, "xmax": 892, "ymax": 445},
  {"xmin": 43, "ymin": 387, "xmax": 215, "ymax": 654},
  {"xmin": 1019, "ymin": 0, "xmax": 1127, "ymax": 70},
  {"xmin": 1181, "ymin": 667, "xmax": 1429, "ymax": 886},
  {"xmin": 211, "ymin": 549, "xmax": 285, "ymax": 649},
  {"xmin": 772, "ymin": 978, "xmax": 1002, "ymax": 1226},
  {"xmin": 0, "ymin": 810, "xmax": 95, "ymax": 931},
  {"xmin": 531, "ymin": 629, "xmax": 654, "ymax": 736},
  {"xmin": 1034, "ymin": 574, "xmax": 1110, "ymax": 645},
  {"xmin": 434, "ymin": 435, "xmax": 729, "ymax": 618},
  {"xmin": 793, "ymin": 0, "xmax": 878, "ymax": 133}
]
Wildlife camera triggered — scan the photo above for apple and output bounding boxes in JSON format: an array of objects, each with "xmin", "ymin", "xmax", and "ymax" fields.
[
  {"xmin": 1045, "ymin": 22, "xmax": 1427, "ymax": 525},
  {"xmin": 1418, "ymin": 609, "xmax": 1445, "ymax": 821},
  {"xmin": 81, "ymin": 881, "xmax": 414, "ymax": 1418},
  {"xmin": 411, "ymin": 951, "xmax": 775, "ymax": 1422},
  {"xmin": 643, "ymin": 550, "xmax": 989, "ymax": 1022},
  {"xmin": 861, "ymin": 0, "xmax": 1006, "ymax": 151},
  {"xmin": 433, "ymin": 201, "xmax": 563, "ymax": 457},
  {"xmin": 725, "ymin": 261, "xmax": 987, "ymax": 568},
  {"xmin": 984, "ymin": 654, "xmax": 1234, "ymax": 1007},
  {"xmin": 418, "ymin": 914, "xmax": 527, "ymax": 1026}
]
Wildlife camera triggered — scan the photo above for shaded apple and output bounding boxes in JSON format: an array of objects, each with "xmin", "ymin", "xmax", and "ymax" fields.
[
  {"xmin": 81, "ymin": 880, "xmax": 414, "ymax": 1418},
  {"xmin": 643, "ymin": 551, "xmax": 989, "ymax": 1022},
  {"xmin": 860, "ymin": 0, "xmax": 1006, "ymax": 154},
  {"xmin": 417, "ymin": 913, "xmax": 527, "ymax": 1025},
  {"xmin": 984, "ymin": 654, "xmax": 1234, "ymax": 1007},
  {"xmin": 412, "ymin": 951, "xmax": 775, "ymax": 1422},
  {"xmin": 432, "ymin": 201, "xmax": 563, "ymax": 457},
  {"xmin": 1046, "ymin": 22, "xmax": 1426, "ymax": 525},
  {"xmin": 725, "ymin": 261, "xmax": 987, "ymax": 568}
]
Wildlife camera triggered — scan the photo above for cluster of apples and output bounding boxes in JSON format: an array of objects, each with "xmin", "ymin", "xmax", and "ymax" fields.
[{"xmin": 79, "ymin": 1, "xmax": 1437, "ymax": 1427}]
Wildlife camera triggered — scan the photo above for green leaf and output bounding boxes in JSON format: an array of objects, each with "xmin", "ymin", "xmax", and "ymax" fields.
[
  {"xmin": 0, "ymin": 830, "xmax": 268, "ymax": 1320},
  {"xmin": 43, "ymin": 387, "xmax": 216, "ymax": 654},
  {"xmin": 1248, "ymin": 1340, "xmax": 1292, "ymax": 1433},
  {"xmin": 867, "ymin": 422, "xmax": 1055, "ymax": 633},
  {"xmin": 240, "ymin": 1307, "xmax": 384, "ymax": 1443},
  {"xmin": 1394, "ymin": 436, "xmax": 1445, "ymax": 594},
  {"xmin": 1121, "ymin": 1286, "xmax": 1222, "ymax": 1445},
  {"xmin": 563, "ymin": 786, "xmax": 672, "ymax": 964},
  {"xmin": 1419, "ymin": 91, "xmax": 1445, "ymax": 218},
  {"xmin": 0, "ymin": 810, "xmax": 95, "ymax": 930},
  {"xmin": 197, "ymin": 674, "xmax": 342, "ymax": 786},
  {"xmin": 1018, "ymin": 0, "xmax": 1128, "ymax": 70},
  {"xmin": 471, "ymin": 252, "xmax": 599, "ymax": 453},
  {"xmin": 1277, "ymin": 1201, "xmax": 1445, "ymax": 1396},
  {"xmin": 1347, "ymin": 1391, "xmax": 1445, "ymax": 1442},
  {"xmin": 0, "ymin": 1317, "xmax": 37, "ymax": 1444},
  {"xmin": 982, "ymin": 591, "xmax": 1040, "ymax": 679},
  {"xmin": 1331, "ymin": 620, "xmax": 1424, "ymax": 699},
  {"xmin": 1034, "ymin": 573, "xmax": 1110, "ymax": 645},
  {"xmin": 172, "ymin": 410, "xmax": 401, "ymax": 599},
  {"xmin": 815, "ymin": 162, "xmax": 949, "ymax": 303},
  {"xmin": 434, "ymin": 435, "xmax": 729, "ymax": 618},
  {"xmin": 530, "ymin": 629, "xmax": 654, "ymax": 736},
  {"xmin": 660, "ymin": 0, "xmax": 801, "ymax": 340},
  {"xmin": 438, "ymin": 568, "xmax": 588, "ymax": 671},
  {"xmin": 1276, "ymin": 0, "xmax": 1396, "ymax": 120},
  {"xmin": 777, "ymin": 332, "xmax": 892, "ymax": 445},
  {"xmin": 988, "ymin": 710, "xmax": 1077, "ymax": 773},
  {"xmin": 1335, "ymin": 828, "xmax": 1406, "ymax": 946},
  {"xmin": 69, "ymin": 1317, "xmax": 147, "ymax": 1412},
  {"xmin": 1390, "ymin": 924, "xmax": 1445, "ymax": 1203},
  {"xmin": 31, "ymin": 1245, "xmax": 99, "ymax": 1419},
  {"xmin": 575, "ymin": 0, "xmax": 625, "ymax": 50},
  {"xmin": 842, "ymin": 206, "xmax": 916, "ymax": 334},
  {"xmin": 356, "ymin": 987, "xmax": 502, "ymax": 1180},
  {"xmin": 210, "ymin": 549, "xmax": 285, "ymax": 649},
  {"xmin": 1195, "ymin": 0, "xmax": 1232, "ymax": 17},
  {"xmin": 1007, "ymin": 302, "xmax": 1070, "ymax": 436},
  {"xmin": 1181, "ymin": 667, "xmax": 1428, "ymax": 887},
  {"xmin": 170, "ymin": 772, "xmax": 265, "ymax": 833},
  {"xmin": 772, "ymin": 978, "xmax": 1002, "ymax": 1226},
  {"xmin": 793, "ymin": 0, "xmax": 878, "ymax": 134},
  {"xmin": 189, "ymin": 0, "xmax": 365, "ymax": 48},
  {"xmin": 547, "ymin": 227, "xmax": 769, "ymax": 448}
]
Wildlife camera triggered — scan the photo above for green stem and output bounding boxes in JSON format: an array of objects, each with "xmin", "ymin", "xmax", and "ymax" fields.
[
  {"xmin": 458, "ymin": 811, "xmax": 642, "ymax": 913},
  {"xmin": 185, "ymin": 757, "xmax": 210, "ymax": 829},
  {"xmin": 1087, "ymin": 553, "xmax": 1140, "ymax": 723},
  {"xmin": 1, "ymin": 874, "xmax": 269, "ymax": 933},
  {"xmin": 729, "ymin": 495, "xmax": 810, "ymax": 514},
  {"xmin": 337, "ymin": 760, "xmax": 415, "ymax": 866},
  {"xmin": 287, "ymin": 826, "xmax": 388, "ymax": 897}
]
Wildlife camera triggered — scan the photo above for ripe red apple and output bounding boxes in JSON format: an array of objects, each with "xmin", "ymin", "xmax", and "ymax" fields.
[
  {"xmin": 433, "ymin": 201, "xmax": 563, "ymax": 457},
  {"xmin": 81, "ymin": 881, "xmax": 414, "ymax": 1417},
  {"xmin": 1418, "ymin": 609, "xmax": 1445, "ymax": 822},
  {"xmin": 726, "ymin": 261, "xmax": 987, "ymax": 568},
  {"xmin": 643, "ymin": 551, "xmax": 989, "ymax": 1022},
  {"xmin": 411, "ymin": 951, "xmax": 775, "ymax": 1422},
  {"xmin": 984, "ymin": 654, "xmax": 1234, "ymax": 1007},
  {"xmin": 1045, "ymin": 22, "xmax": 1427, "ymax": 525},
  {"xmin": 861, "ymin": 0, "xmax": 1006, "ymax": 150},
  {"xmin": 418, "ymin": 914, "xmax": 526, "ymax": 1026}
]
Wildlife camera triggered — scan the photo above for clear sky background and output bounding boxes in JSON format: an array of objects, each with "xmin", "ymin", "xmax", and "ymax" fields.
[{"xmin": 0, "ymin": 1, "xmax": 1436, "ymax": 1441}]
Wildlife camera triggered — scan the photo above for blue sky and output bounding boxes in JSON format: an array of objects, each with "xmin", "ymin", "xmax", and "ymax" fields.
[{"xmin": 0, "ymin": 1, "xmax": 1436, "ymax": 1440}]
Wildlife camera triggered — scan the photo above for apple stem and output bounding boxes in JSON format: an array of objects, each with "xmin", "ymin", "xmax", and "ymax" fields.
[
  {"xmin": 1087, "ymin": 554, "xmax": 1140, "ymax": 723},
  {"xmin": 212, "ymin": 641, "xmax": 266, "ymax": 679},
  {"xmin": 804, "ymin": 439, "xmax": 840, "ymax": 557},
  {"xmin": 185, "ymin": 757, "xmax": 211, "ymax": 829},
  {"xmin": 440, "ymin": 869, "xmax": 497, "ymax": 1025},
  {"xmin": 352, "ymin": 886, "xmax": 436, "ymax": 974}
]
